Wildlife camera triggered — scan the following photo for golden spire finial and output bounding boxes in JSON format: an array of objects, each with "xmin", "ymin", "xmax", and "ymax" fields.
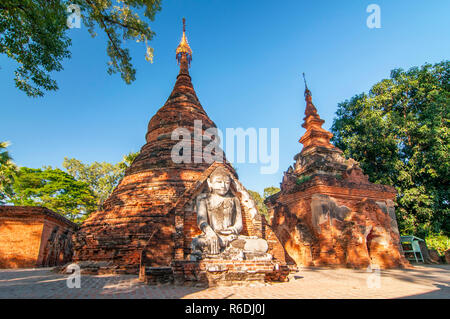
[
  {"xmin": 301, "ymin": 73, "xmax": 317, "ymax": 117},
  {"xmin": 176, "ymin": 18, "xmax": 192, "ymax": 66},
  {"xmin": 302, "ymin": 73, "xmax": 311, "ymax": 97}
]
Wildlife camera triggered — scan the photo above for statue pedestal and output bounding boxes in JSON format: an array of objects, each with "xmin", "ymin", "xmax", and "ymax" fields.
[
  {"xmin": 139, "ymin": 238, "xmax": 292, "ymax": 286},
  {"xmin": 171, "ymin": 258, "xmax": 290, "ymax": 287}
]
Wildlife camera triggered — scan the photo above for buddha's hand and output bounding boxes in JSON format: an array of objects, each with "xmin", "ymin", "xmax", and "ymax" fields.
[
  {"xmin": 218, "ymin": 229, "xmax": 233, "ymax": 235},
  {"xmin": 205, "ymin": 228, "xmax": 220, "ymax": 254},
  {"xmin": 222, "ymin": 227, "xmax": 238, "ymax": 235}
]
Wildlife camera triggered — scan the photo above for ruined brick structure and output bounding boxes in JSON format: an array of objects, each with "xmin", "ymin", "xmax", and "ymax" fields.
[
  {"xmin": 0, "ymin": 206, "xmax": 77, "ymax": 268},
  {"xmin": 265, "ymin": 79, "xmax": 409, "ymax": 269},
  {"xmin": 73, "ymin": 20, "xmax": 288, "ymax": 282}
]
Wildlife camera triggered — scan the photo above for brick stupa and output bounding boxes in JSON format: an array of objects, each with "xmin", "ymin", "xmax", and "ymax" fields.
[
  {"xmin": 265, "ymin": 77, "xmax": 409, "ymax": 269},
  {"xmin": 73, "ymin": 20, "xmax": 287, "ymax": 278}
]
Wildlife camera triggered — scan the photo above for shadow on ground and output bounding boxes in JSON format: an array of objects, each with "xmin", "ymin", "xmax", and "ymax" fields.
[
  {"xmin": 1, "ymin": 265, "xmax": 449, "ymax": 299},
  {"xmin": 0, "ymin": 268, "xmax": 204, "ymax": 299}
]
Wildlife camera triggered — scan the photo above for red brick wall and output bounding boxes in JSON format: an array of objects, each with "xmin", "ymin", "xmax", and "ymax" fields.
[
  {"xmin": 0, "ymin": 206, "xmax": 77, "ymax": 269},
  {"xmin": 262, "ymin": 218, "xmax": 289, "ymax": 264},
  {"xmin": 267, "ymin": 183, "xmax": 408, "ymax": 269},
  {"xmin": 0, "ymin": 219, "xmax": 43, "ymax": 268}
]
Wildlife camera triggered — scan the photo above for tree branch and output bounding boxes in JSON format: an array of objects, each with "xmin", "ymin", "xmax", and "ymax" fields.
[
  {"xmin": 84, "ymin": 0, "xmax": 126, "ymax": 61},
  {"xmin": 102, "ymin": 15, "xmax": 143, "ymax": 34}
]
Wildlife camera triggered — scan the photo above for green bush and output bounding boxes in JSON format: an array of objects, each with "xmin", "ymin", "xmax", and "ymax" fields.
[
  {"xmin": 296, "ymin": 175, "xmax": 312, "ymax": 185},
  {"xmin": 425, "ymin": 233, "xmax": 450, "ymax": 256}
]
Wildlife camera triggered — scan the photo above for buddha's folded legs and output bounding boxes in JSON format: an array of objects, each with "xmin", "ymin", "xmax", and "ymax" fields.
[{"xmin": 191, "ymin": 233, "xmax": 268, "ymax": 256}]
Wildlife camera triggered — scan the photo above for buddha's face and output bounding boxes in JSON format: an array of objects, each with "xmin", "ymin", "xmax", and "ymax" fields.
[{"xmin": 208, "ymin": 174, "xmax": 231, "ymax": 196}]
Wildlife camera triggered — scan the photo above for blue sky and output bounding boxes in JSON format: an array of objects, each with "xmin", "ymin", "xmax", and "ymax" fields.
[{"xmin": 1, "ymin": 0, "xmax": 449, "ymax": 194}]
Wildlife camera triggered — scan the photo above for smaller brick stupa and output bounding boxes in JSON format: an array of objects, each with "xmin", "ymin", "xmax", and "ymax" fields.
[{"xmin": 265, "ymin": 75, "xmax": 409, "ymax": 269}]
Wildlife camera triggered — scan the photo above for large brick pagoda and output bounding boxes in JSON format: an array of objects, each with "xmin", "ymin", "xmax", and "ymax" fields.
[
  {"xmin": 73, "ymin": 20, "xmax": 287, "ymax": 279},
  {"xmin": 265, "ymin": 78, "xmax": 409, "ymax": 269}
]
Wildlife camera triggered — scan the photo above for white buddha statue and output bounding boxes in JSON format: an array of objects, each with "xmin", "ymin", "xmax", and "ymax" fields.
[{"xmin": 191, "ymin": 167, "xmax": 269, "ymax": 259}]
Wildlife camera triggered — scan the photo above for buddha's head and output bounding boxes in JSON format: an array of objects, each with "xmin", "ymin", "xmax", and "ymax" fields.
[{"xmin": 207, "ymin": 167, "xmax": 231, "ymax": 196}]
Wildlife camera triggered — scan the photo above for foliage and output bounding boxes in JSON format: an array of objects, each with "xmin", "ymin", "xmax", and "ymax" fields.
[
  {"xmin": 8, "ymin": 166, "xmax": 97, "ymax": 223},
  {"xmin": 248, "ymin": 187, "xmax": 280, "ymax": 222},
  {"xmin": 425, "ymin": 233, "xmax": 450, "ymax": 256},
  {"xmin": 296, "ymin": 175, "xmax": 311, "ymax": 185},
  {"xmin": 3, "ymin": 149, "xmax": 138, "ymax": 222},
  {"xmin": 0, "ymin": 0, "xmax": 70, "ymax": 97},
  {"xmin": 331, "ymin": 61, "xmax": 450, "ymax": 238},
  {"xmin": 248, "ymin": 190, "xmax": 267, "ymax": 217},
  {"xmin": 0, "ymin": 141, "xmax": 17, "ymax": 204},
  {"xmin": 62, "ymin": 151, "xmax": 138, "ymax": 208},
  {"xmin": 263, "ymin": 186, "xmax": 280, "ymax": 199},
  {"xmin": 0, "ymin": 0, "xmax": 162, "ymax": 97},
  {"xmin": 119, "ymin": 151, "xmax": 139, "ymax": 171}
]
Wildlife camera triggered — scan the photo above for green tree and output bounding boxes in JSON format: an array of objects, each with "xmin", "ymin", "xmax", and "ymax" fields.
[
  {"xmin": 263, "ymin": 186, "xmax": 280, "ymax": 199},
  {"xmin": 248, "ymin": 186, "xmax": 280, "ymax": 221},
  {"xmin": 119, "ymin": 151, "xmax": 139, "ymax": 170},
  {"xmin": 331, "ymin": 61, "xmax": 450, "ymax": 238},
  {"xmin": 8, "ymin": 166, "xmax": 96, "ymax": 223},
  {"xmin": 62, "ymin": 151, "xmax": 138, "ymax": 208},
  {"xmin": 0, "ymin": 0, "xmax": 162, "ymax": 97},
  {"xmin": 0, "ymin": 141, "xmax": 17, "ymax": 204},
  {"xmin": 248, "ymin": 190, "xmax": 267, "ymax": 217}
]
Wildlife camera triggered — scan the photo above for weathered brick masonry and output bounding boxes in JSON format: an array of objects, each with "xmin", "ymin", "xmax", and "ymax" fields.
[
  {"xmin": 73, "ymin": 21, "xmax": 287, "ymax": 279},
  {"xmin": 0, "ymin": 206, "xmax": 78, "ymax": 268},
  {"xmin": 265, "ymin": 82, "xmax": 410, "ymax": 269}
]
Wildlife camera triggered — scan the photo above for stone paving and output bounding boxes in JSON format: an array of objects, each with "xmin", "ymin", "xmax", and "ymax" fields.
[{"xmin": 0, "ymin": 265, "xmax": 448, "ymax": 299}]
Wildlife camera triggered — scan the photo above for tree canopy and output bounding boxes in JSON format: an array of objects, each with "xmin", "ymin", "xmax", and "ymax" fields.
[
  {"xmin": 0, "ymin": 146, "xmax": 139, "ymax": 223},
  {"xmin": 248, "ymin": 186, "xmax": 280, "ymax": 221},
  {"xmin": 331, "ymin": 61, "xmax": 449, "ymax": 238},
  {"xmin": 263, "ymin": 186, "xmax": 281, "ymax": 199},
  {"xmin": 8, "ymin": 166, "xmax": 97, "ymax": 222},
  {"xmin": 0, "ymin": 0, "xmax": 162, "ymax": 97},
  {"xmin": 0, "ymin": 141, "xmax": 17, "ymax": 204},
  {"xmin": 62, "ymin": 151, "xmax": 138, "ymax": 208}
]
